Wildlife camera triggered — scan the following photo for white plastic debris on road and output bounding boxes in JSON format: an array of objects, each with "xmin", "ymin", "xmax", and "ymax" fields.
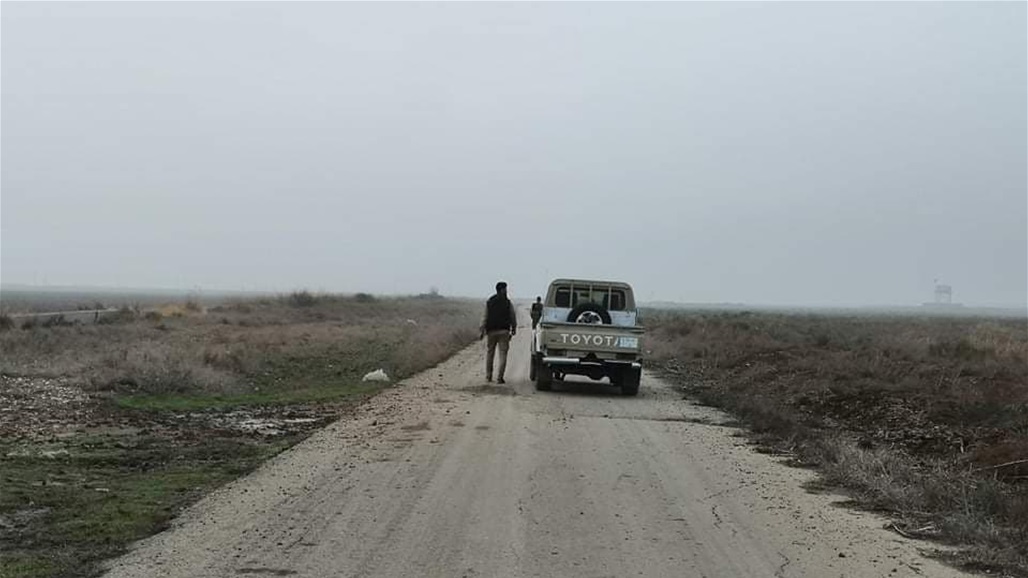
[{"xmin": 362, "ymin": 369, "xmax": 390, "ymax": 382}]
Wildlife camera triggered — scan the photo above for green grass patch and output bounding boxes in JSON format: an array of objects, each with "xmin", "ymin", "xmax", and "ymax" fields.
[
  {"xmin": 252, "ymin": 338, "xmax": 406, "ymax": 384},
  {"xmin": 0, "ymin": 556, "xmax": 58, "ymax": 578},
  {"xmin": 115, "ymin": 382, "xmax": 385, "ymax": 412},
  {"xmin": 115, "ymin": 343, "xmax": 397, "ymax": 412},
  {"xmin": 0, "ymin": 434, "xmax": 292, "ymax": 578}
]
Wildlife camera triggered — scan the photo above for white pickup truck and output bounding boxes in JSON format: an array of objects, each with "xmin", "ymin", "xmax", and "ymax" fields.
[{"xmin": 530, "ymin": 279, "xmax": 645, "ymax": 396}]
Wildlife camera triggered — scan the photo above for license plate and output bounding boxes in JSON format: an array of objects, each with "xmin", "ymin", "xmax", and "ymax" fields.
[{"xmin": 618, "ymin": 336, "xmax": 639, "ymax": 349}]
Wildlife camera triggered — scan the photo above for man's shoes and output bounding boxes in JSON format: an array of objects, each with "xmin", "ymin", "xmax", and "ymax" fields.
[
  {"xmin": 497, "ymin": 377, "xmax": 506, "ymax": 385},
  {"xmin": 486, "ymin": 375, "xmax": 493, "ymax": 382}
]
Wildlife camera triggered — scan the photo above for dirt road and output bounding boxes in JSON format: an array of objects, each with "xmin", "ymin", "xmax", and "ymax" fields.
[{"xmin": 104, "ymin": 323, "xmax": 968, "ymax": 578}]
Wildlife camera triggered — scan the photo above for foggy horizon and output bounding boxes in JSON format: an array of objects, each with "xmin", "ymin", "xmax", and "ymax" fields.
[{"xmin": 3, "ymin": 2, "xmax": 1026, "ymax": 308}]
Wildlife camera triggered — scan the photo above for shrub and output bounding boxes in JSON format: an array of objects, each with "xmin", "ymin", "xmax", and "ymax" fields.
[
  {"xmin": 42, "ymin": 314, "xmax": 74, "ymax": 328},
  {"xmin": 288, "ymin": 290, "xmax": 318, "ymax": 307},
  {"xmin": 99, "ymin": 306, "xmax": 138, "ymax": 325}
]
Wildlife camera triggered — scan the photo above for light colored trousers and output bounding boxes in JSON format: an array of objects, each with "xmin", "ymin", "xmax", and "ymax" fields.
[{"xmin": 485, "ymin": 330, "xmax": 512, "ymax": 379}]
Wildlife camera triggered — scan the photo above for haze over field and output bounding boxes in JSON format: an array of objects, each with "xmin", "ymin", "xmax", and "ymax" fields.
[{"xmin": 2, "ymin": 2, "xmax": 1025, "ymax": 307}]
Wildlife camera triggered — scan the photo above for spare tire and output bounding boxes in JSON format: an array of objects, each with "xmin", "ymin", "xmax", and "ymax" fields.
[{"xmin": 567, "ymin": 302, "xmax": 612, "ymax": 325}]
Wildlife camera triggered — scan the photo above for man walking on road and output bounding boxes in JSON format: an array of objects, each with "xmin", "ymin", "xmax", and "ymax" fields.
[
  {"xmin": 530, "ymin": 296, "xmax": 543, "ymax": 329},
  {"xmin": 481, "ymin": 281, "xmax": 517, "ymax": 384}
]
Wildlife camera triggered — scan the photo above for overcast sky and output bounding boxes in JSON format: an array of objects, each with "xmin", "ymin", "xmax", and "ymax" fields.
[{"xmin": 2, "ymin": 2, "xmax": 1025, "ymax": 306}]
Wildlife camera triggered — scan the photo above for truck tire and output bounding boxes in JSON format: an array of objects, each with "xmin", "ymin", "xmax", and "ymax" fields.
[
  {"xmin": 620, "ymin": 367, "xmax": 641, "ymax": 396},
  {"xmin": 536, "ymin": 363, "xmax": 553, "ymax": 391},
  {"xmin": 567, "ymin": 302, "xmax": 612, "ymax": 325}
]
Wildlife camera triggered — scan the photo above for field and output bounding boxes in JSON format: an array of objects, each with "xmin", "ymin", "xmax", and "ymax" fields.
[
  {"xmin": 0, "ymin": 292, "xmax": 480, "ymax": 578},
  {"xmin": 4, "ymin": 292, "xmax": 1026, "ymax": 577},
  {"xmin": 644, "ymin": 309, "xmax": 1028, "ymax": 576}
]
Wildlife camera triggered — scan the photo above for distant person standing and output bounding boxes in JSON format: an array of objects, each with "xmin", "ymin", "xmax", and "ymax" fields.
[
  {"xmin": 481, "ymin": 281, "xmax": 517, "ymax": 384},
  {"xmin": 530, "ymin": 296, "xmax": 544, "ymax": 329}
]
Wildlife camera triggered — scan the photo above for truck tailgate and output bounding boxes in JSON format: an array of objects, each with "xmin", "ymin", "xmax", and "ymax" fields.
[{"xmin": 539, "ymin": 323, "xmax": 644, "ymax": 354}]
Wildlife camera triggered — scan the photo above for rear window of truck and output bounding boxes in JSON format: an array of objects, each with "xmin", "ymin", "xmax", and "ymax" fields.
[{"xmin": 553, "ymin": 286, "xmax": 626, "ymax": 311}]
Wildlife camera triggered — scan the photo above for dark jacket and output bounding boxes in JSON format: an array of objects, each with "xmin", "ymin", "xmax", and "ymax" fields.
[{"xmin": 482, "ymin": 295, "xmax": 517, "ymax": 332}]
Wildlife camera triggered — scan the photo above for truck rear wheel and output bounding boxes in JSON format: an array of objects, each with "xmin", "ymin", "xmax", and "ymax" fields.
[{"xmin": 620, "ymin": 367, "xmax": 641, "ymax": 396}]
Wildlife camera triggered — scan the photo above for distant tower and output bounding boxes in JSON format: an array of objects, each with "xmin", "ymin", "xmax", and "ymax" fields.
[{"xmin": 934, "ymin": 280, "xmax": 953, "ymax": 305}]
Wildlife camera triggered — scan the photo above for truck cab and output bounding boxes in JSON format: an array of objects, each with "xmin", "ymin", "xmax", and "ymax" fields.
[{"xmin": 531, "ymin": 279, "xmax": 644, "ymax": 396}]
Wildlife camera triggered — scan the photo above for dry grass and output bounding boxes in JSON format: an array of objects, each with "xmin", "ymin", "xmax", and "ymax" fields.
[
  {"xmin": 0, "ymin": 294, "xmax": 478, "ymax": 398},
  {"xmin": 645, "ymin": 309, "xmax": 1028, "ymax": 576}
]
